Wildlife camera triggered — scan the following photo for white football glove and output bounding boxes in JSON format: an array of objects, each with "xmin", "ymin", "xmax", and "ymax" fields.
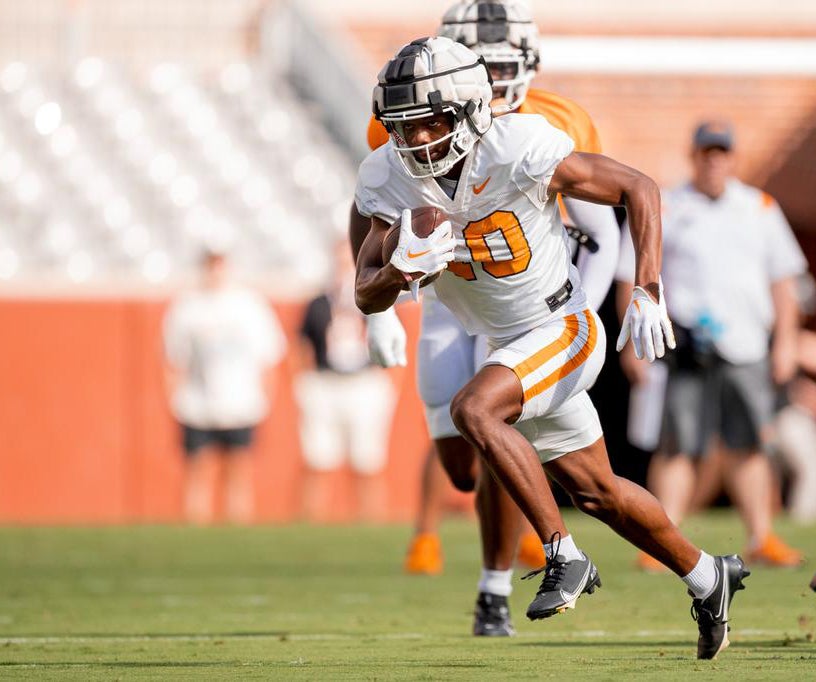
[
  {"xmin": 365, "ymin": 308, "xmax": 407, "ymax": 368},
  {"xmin": 616, "ymin": 276, "xmax": 676, "ymax": 362},
  {"xmin": 389, "ymin": 208, "xmax": 455, "ymax": 277}
]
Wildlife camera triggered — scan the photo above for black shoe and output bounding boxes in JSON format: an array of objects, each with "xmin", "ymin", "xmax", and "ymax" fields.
[
  {"xmin": 691, "ymin": 554, "xmax": 750, "ymax": 660},
  {"xmin": 473, "ymin": 592, "xmax": 515, "ymax": 636},
  {"xmin": 523, "ymin": 533, "xmax": 601, "ymax": 620},
  {"xmin": 810, "ymin": 573, "xmax": 816, "ymax": 592}
]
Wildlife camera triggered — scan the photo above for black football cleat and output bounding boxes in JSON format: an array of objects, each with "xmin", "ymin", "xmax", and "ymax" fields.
[
  {"xmin": 691, "ymin": 554, "xmax": 750, "ymax": 660},
  {"xmin": 810, "ymin": 573, "xmax": 816, "ymax": 592},
  {"xmin": 473, "ymin": 592, "xmax": 515, "ymax": 637},
  {"xmin": 523, "ymin": 533, "xmax": 601, "ymax": 620}
]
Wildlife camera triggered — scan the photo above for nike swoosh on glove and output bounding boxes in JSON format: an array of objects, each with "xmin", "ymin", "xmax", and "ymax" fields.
[
  {"xmin": 365, "ymin": 307, "xmax": 407, "ymax": 367},
  {"xmin": 616, "ymin": 276, "xmax": 676, "ymax": 362},
  {"xmin": 389, "ymin": 208, "xmax": 455, "ymax": 278}
]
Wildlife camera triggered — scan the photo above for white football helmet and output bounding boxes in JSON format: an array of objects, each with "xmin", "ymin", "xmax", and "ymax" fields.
[
  {"xmin": 372, "ymin": 36, "xmax": 493, "ymax": 178},
  {"xmin": 438, "ymin": 1, "xmax": 540, "ymax": 112}
]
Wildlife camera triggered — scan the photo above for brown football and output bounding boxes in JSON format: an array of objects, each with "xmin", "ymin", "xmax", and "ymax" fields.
[{"xmin": 382, "ymin": 206, "xmax": 450, "ymax": 289}]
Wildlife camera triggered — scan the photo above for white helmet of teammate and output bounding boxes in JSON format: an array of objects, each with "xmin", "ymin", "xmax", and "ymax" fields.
[
  {"xmin": 373, "ymin": 36, "xmax": 493, "ymax": 178},
  {"xmin": 438, "ymin": 0, "xmax": 540, "ymax": 112}
]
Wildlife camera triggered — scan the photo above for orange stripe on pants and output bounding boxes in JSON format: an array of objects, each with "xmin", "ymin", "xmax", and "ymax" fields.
[
  {"xmin": 512, "ymin": 314, "xmax": 580, "ymax": 381},
  {"xmin": 522, "ymin": 310, "xmax": 598, "ymax": 403}
]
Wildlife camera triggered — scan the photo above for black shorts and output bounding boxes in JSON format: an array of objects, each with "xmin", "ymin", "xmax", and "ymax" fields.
[
  {"xmin": 181, "ymin": 424, "xmax": 254, "ymax": 456},
  {"xmin": 660, "ymin": 359, "xmax": 775, "ymax": 457}
]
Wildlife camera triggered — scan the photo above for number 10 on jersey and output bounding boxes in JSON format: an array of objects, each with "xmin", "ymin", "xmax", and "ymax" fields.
[{"xmin": 448, "ymin": 210, "xmax": 532, "ymax": 281}]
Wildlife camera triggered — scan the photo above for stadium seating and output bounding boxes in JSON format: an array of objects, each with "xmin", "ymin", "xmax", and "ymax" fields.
[{"xmin": 0, "ymin": 58, "xmax": 355, "ymax": 288}]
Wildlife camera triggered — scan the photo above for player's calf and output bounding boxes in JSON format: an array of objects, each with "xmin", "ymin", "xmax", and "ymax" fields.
[{"xmin": 567, "ymin": 479, "xmax": 624, "ymax": 526}]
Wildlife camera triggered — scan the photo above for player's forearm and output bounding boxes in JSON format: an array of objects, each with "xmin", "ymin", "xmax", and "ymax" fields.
[
  {"xmin": 355, "ymin": 264, "xmax": 408, "ymax": 315},
  {"xmin": 551, "ymin": 154, "xmax": 661, "ymax": 298},
  {"xmin": 622, "ymin": 174, "xmax": 662, "ymax": 298}
]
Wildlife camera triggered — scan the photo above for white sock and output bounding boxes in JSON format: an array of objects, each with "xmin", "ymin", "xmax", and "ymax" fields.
[
  {"xmin": 544, "ymin": 534, "xmax": 583, "ymax": 562},
  {"xmin": 478, "ymin": 568, "xmax": 513, "ymax": 597},
  {"xmin": 682, "ymin": 551, "xmax": 717, "ymax": 599}
]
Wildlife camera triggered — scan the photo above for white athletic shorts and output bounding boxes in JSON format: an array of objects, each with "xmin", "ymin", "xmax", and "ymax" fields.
[
  {"xmin": 295, "ymin": 369, "xmax": 396, "ymax": 474},
  {"xmin": 417, "ymin": 290, "xmax": 487, "ymax": 440},
  {"xmin": 484, "ymin": 307, "xmax": 606, "ymax": 463}
]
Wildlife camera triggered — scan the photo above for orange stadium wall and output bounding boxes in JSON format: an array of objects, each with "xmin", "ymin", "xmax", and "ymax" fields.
[{"xmin": 0, "ymin": 298, "xmax": 451, "ymax": 524}]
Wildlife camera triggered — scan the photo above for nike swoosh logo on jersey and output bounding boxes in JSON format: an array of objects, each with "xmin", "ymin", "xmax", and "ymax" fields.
[
  {"xmin": 407, "ymin": 249, "xmax": 431, "ymax": 259},
  {"xmin": 472, "ymin": 177, "xmax": 491, "ymax": 194}
]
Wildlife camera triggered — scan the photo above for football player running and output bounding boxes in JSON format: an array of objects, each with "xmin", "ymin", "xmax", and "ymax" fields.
[
  {"xmin": 350, "ymin": 0, "xmax": 620, "ymax": 637},
  {"xmin": 354, "ymin": 36, "xmax": 749, "ymax": 660}
]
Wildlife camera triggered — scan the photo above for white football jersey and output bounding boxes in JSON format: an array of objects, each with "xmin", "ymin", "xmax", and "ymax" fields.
[{"xmin": 355, "ymin": 114, "xmax": 587, "ymax": 340}]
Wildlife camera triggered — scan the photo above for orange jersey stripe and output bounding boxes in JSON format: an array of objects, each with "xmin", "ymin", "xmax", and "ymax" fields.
[
  {"xmin": 522, "ymin": 310, "xmax": 598, "ymax": 403},
  {"xmin": 513, "ymin": 314, "xmax": 580, "ymax": 381}
]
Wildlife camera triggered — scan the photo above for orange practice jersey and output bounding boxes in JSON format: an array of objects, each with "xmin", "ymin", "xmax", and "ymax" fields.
[{"xmin": 366, "ymin": 88, "xmax": 602, "ymax": 154}]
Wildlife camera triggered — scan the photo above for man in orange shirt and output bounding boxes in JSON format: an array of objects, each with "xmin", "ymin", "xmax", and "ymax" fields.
[{"xmin": 349, "ymin": 0, "xmax": 620, "ymax": 636}]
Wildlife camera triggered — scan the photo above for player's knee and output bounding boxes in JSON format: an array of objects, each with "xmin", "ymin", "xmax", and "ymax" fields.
[{"xmin": 449, "ymin": 391, "xmax": 489, "ymax": 445}]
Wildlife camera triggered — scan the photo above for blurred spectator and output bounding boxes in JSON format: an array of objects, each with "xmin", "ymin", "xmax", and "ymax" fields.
[
  {"xmin": 617, "ymin": 120, "xmax": 808, "ymax": 568},
  {"xmin": 163, "ymin": 244, "xmax": 286, "ymax": 524},
  {"xmin": 773, "ymin": 327, "xmax": 816, "ymax": 521},
  {"xmin": 295, "ymin": 242, "xmax": 396, "ymax": 521}
]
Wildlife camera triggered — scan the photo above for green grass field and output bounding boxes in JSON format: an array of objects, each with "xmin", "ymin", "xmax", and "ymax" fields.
[{"xmin": 0, "ymin": 511, "xmax": 814, "ymax": 680}]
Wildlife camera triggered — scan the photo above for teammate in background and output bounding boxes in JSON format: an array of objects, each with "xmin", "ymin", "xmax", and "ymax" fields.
[
  {"xmin": 350, "ymin": 0, "xmax": 620, "ymax": 634},
  {"xmin": 355, "ymin": 36, "xmax": 748, "ymax": 660},
  {"xmin": 295, "ymin": 242, "xmax": 397, "ymax": 521},
  {"xmin": 163, "ymin": 243, "xmax": 286, "ymax": 524},
  {"xmin": 616, "ymin": 121, "xmax": 806, "ymax": 570}
]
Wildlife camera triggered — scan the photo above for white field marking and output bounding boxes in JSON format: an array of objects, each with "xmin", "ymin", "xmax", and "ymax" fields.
[{"xmin": 0, "ymin": 629, "xmax": 796, "ymax": 645}]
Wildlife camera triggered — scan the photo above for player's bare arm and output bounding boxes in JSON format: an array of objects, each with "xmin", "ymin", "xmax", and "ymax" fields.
[
  {"xmin": 348, "ymin": 202, "xmax": 372, "ymax": 264},
  {"xmin": 355, "ymin": 216, "xmax": 410, "ymax": 314},
  {"xmin": 550, "ymin": 152, "xmax": 662, "ymax": 299},
  {"xmin": 551, "ymin": 152, "xmax": 673, "ymax": 361},
  {"xmin": 356, "ymin": 208, "xmax": 455, "ymax": 315}
]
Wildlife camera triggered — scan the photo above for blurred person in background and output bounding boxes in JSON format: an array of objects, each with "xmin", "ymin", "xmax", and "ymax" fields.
[
  {"xmin": 617, "ymin": 120, "xmax": 808, "ymax": 570},
  {"xmin": 352, "ymin": 0, "xmax": 620, "ymax": 600},
  {"xmin": 163, "ymin": 243, "xmax": 286, "ymax": 524},
  {"xmin": 295, "ymin": 242, "xmax": 397, "ymax": 522},
  {"xmin": 773, "ymin": 290, "xmax": 816, "ymax": 522}
]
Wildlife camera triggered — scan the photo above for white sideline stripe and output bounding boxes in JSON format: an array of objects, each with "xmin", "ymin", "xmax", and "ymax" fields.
[
  {"xmin": 540, "ymin": 36, "xmax": 816, "ymax": 75},
  {"xmin": 0, "ymin": 629, "xmax": 794, "ymax": 645}
]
